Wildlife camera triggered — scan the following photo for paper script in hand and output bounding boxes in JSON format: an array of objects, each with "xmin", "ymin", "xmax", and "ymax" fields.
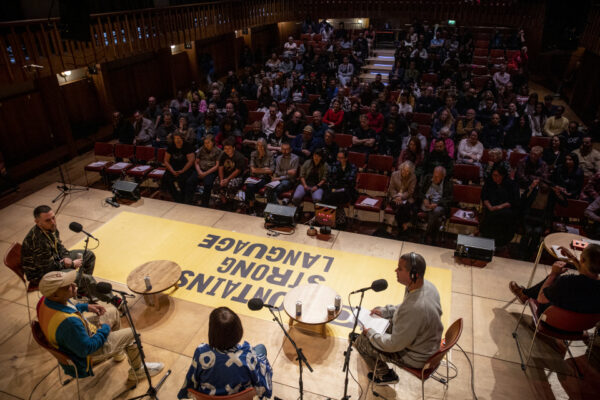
[{"xmin": 352, "ymin": 307, "xmax": 389, "ymax": 335}]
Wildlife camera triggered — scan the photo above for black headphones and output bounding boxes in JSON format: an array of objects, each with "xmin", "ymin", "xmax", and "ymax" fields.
[{"xmin": 410, "ymin": 252, "xmax": 418, "ymax": 283}]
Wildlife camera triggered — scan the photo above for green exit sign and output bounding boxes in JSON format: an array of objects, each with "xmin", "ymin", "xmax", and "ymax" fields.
[{"xmin": 448, "ymin": 20, "xmax": 456, "ymax": 26}]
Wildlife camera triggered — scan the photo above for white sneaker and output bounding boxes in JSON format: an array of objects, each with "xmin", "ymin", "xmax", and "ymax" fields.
[{"xmin": 127, "ymin": 362, "xmax": 165, "ymax": 381}]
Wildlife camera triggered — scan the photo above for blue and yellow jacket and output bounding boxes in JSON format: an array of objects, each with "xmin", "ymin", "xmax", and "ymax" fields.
[{"xmin": 37, "ymin": 298, "xmax": 110, "ymax": 377}]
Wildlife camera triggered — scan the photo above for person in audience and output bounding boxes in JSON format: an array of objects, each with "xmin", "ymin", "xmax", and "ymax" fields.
[
  {"xmin": 457, "ymin": 130, "xmax": 484, "ymax": 170},
  {"xmin": 292, "ymin": 148, "xmax": 328, "ymax": 208},
  {"xmin": 541, "ymin": 135, "xmax": 566, "ymax": 173},
  {"xmin": 551, "ymin": 152, "xmax": 584, "ymax": 199},
  {"xmin": 399, "ymin": 136, "xmax": 424, "ymax": 169},
  {"xmin": 196, "ymin": 115, "xmax": 219, "ymax": 145},
  {"xmin": 379, "ymin": 120, "xmax": 402, "ymax": 158},
  {"xmin": 321, "ymin": 130, "xmax": 340, "ymax": 165},
  {"xmin": 504, "ymin": 114, "xmax": 532, "ymax": 153},
  {"xmin": 518, "ymin": 178, "xmax": 568, "ymax": 259},
  {"xmin": 285, "ymin": 111, "xmax": 306, "ymax": 140},
  {"xmin": 261, "ymin": 104, "xmax": 282, "ymax": 138},
  {"xmin": 456, "ymin": 108, "xmax": 482, "ymax": 143},
  {"xmin": 338, "ymin": 56, "xmax": 354, "ymax": 87},
  {"xmin": 431, "ymin": 109, "xmax": 455, "ymax": 140},
  {"xmin": 560, "ymin": 121, "xmax": 583, "ymax": 153},
  {"xmin": 543, "ymin": 105, "xmax": 569, "ymax": 137},
  {"xmin": 132, "ymin": 110, "xmax": 155, "ymax": 146},
  {"xmin": 480, "ymin": 113, "xmax": 505, "ymax": 149},
  {"xmin": 457, "ymin": 87, "xmax": 479, "ymax": 116},
  {"xmin": 351, "ymin": 115, "xmax": 378, "ymax": 155},
  {"xmin": 178, "ymin": 306, "xmax": 272, "ymax": 398},
  {"xmin": 480, "ymin": 165, "xmax": 519, "ymax": 246},
  {"xmin": 529, "ymin": 102, "xmax": 546, "ymax": 137},
  {"xmin": 112, "ymin": 111, "xmax": 135, "ymax": 145},
  {"xmin": 573, "ymin": 135, "xmax": 600, "ymax": 178},
  {"xmin": 257, "ymin": 85, "xmax": 275, "ymax": 110},
  {"xmin": 396, "ymin": 92, "xmax": 413, "ymax": 116},
  {"xmin": 323, "ymin": 99, "xmax": 345, "ymax": 132},
  {"xmin": 291, "ymin": 125, "xmax": 323, "ymax": 161},
  {"xmin": 343, "ymin": 101, "xmax": 361, "ymax": 133},
  {"xmin": 388, "ymin": 161, "xmax": 417, "ymax": 238},
  {"xmin": 242, "ymin": 121, "xmax": 267, "ymax": 158},
  {"xmin": 542, "ymin": 94, "xmax": 559, "ymax": 118},
  {"xmin": 429, "ymin": 127, "xmax": 454, "ymax": 158},
  {"xmin": 366, "ymin": 101, "xmax": 384, "ymax": 134},
  {"xmin": 401, "ymin": 122, "xmax": 427, "ymax": 153},
  {"xmin": 245, "ymin": 138, "xmax": 274, "ymax": 215},
  {"xmin": 509, "ymin": 244, "xmax": 600, "ymax": 315},
  {"xmin": 144, "ymin": 96, "xmax": 162, "ymax": 126},
  {"xmin": 483, "ymin": 148, "xmax": 510, "ymax": 182},
  {"xmin": 162, "ymin": 132, "xmax": 196, "ymax": 204},
  {"xmin": 186, "ymin": 101, "xmax": 204, "ymax": 131},
  {"xmin": 195, "ymin": 134, "xmax": 221, "ymax": 207},
  {"xmin": 324, "ymin": 149, "xmax": 357, "ymax": 227},
  {"xmin": 266, "ymin": 121, "xmax": 287, "ymax": 154},
  {"xmin": 214, "ymin": 137, "xmax": 245, "ymax": 207},
  {"xmin": 310, "ymin": 110, "xmax": 327, "ymax": 139},
  {"xmin": 580, "ymin": 171, "xmax": 600, "ymax": 202},
  {"xmin": 266, "ymin": 142, "xmax": 299, "ymax": 204},
  {"xmin": 477, "ymin": 97, "xmax": 497, "ymax": 127},
  {"xmin": 175, "ymin": 115, "xmax": 195, "ymax": 145},
  {"xmin": 170, "ymin": 90, "xmax": 190, "ymax": 117},
  {"xmin": 502, "ymin": 103, "xmax": 520, "ymax": 135},
  {"xmin": 215, "ymin": 118, "xmax": 243, "ymax": 150},
  {"xmin": 354, "ymin": 251, "xmax": 443, "ymax": 385},
  {"xmin": 38, "ymin": 270, "xmax": 164, "ymax": 382},
  {"xmin": 415, "ymin": 86, "xmax": 438, "ymax": 114},
  {"xmin": 419, "ymin": 166, "xmax": 453, "ymax": 244},
  {"xmin": 421, "ymin": 139, "xmax": 454, "ymax": 177},
  {"xmin": 155, "ymin": 112, "xmax": 176, "ymax": 148},
  {"xmin": 515, "ymin": 146, "xmax": 549, "ymax": 189},
  {"xmin": 492, "ymin": 63, "xmax": 511, "ymax": 88}
]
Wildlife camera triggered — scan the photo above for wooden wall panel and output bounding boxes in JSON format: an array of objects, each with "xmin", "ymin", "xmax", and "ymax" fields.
[
  {"xmin": 570, "ymin": 50, "xmax": 600, "ymax": 124},
  {"xmin": 170, "ymin": 52, "xmax": 192, "ymax": 92},
  {"xmin": 60, "ymin": 79, "xmax": 103, "ymax": 130}
]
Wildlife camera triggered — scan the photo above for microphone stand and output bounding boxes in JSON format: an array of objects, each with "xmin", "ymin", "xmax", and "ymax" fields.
[
  {"xmin": 48, "ymin": 129, "xmax": 88, "ymax": 205},
  {"xmin": 75, "ymin": 235, "xmax": 95, "ymax": 302},
  {"xmin": 267, "ymin": 307, "xmax": 312, "ymax": 400},
  {"xmin": 115, "ymin": 289, "xmax": 172, "ymax": 399},
  {"xmin": 342, "ymin": 290, "xmax": 365, "ymax": 400}
]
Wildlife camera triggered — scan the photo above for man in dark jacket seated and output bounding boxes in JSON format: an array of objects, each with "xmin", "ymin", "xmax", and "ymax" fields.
[{"xmin": 419, "ymin": 166, "xmax": 453, "ymax": 245}]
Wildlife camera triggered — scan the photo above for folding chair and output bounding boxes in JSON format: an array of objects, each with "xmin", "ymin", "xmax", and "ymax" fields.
[
  {"xmin": 453, "ymin": 164, "xmax": 481, "ymax": 185},
  {"xmin": 508, "ymin": 151, "xmax": 527, "ymax": 169},
  {"xmin": 366, "ymin": 154, "xmax": 394, "ymax": 175},
  {"xmin": 554, "ymin": 199, "xmax": 590, "ymax": 234},
  {"xmin": 513, "ymin": 299, "xmax": 600, "ymax": 377},
  {"xmin": 147, "ymin": 148, "xmax": 167, "ymax": 189},
  {"xmin": 4, "ymin": 243, "xmax": 37, "ymax": 325},
  {"xmin": 83, "ymin": 142, "xmax": 114, "ymax": 186},
  {"xmin": 105, "ymin": 144, "xmax": 134, "ymax": 179},
  {"xmin": 126, "ymin": 146, "xmax": 156, "ymax": 184},
  {"xmin": 187, "ymin": 387, "xmax": 256, "ymax": 399},
  {"xmin": 353, "ymin": 173, "xmax": 390, "ymax": 223},
  {"xmin": 347, "ymin": 151, "xmax": 367, "ymax": 170},
  {"xmin": 371, "ymin": 318, "xmax": 463, "ymax": 400}
]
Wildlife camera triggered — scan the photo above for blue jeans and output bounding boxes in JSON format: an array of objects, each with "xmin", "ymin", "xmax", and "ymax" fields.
[
  {"xmin": 253, "ymin": 344, "xmax": 267, "ymax": 357},
  {"xmin": 292, "ymin": 184, "xmax": 323, "ymax": 206},
  {"xmin": 266, "ymin": 179, "xmax": 295, "ymax": 203}
]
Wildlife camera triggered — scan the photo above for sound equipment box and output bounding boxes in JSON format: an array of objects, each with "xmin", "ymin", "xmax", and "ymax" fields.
[
  {"xmin": 454, "ymin": 234, "xmax": 494, "ymax": 262},
  {"xmin": 112, "ymin": 180, "xmax": 140, "ymax": 201},
  {"xmin": 264, "ymin": 203, "xmax": 296, "ymax": 226}
]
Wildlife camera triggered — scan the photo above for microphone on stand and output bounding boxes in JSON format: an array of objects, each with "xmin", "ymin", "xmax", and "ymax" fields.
[
  {"xmin": 247, "ymin": 298, "xmax": 277, "ymax": 311},
  {"xmin": 69, "ymin": 222, "xmax": 99, "ymax": 240},
  {"xmin": 94, "ymin": 281, "xmax": 134, "ymax": 297},
  {"xmin": 350, "ymin": 279, "xmax": 388, "ymax": 294}
]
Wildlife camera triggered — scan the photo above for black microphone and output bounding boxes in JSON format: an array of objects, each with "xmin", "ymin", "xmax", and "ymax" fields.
[
  {"xmin": 247, "ymin": 298, "xmax": 277, "ymax": 311},
  {"xmin": 94, "ymin": 281, "xmax": 134, "ymax": 297},
  {"xmin": 69, "ymin": 222, "xmax": 99, "ymax": 240},
  {"xmin": 350, "ymin": 279, "xmax": 388, "ymax": 294}
]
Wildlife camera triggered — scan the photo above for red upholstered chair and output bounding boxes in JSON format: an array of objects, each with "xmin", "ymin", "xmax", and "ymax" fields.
[
  {"xmin": 105, "ymin": 144, "xmax": 134, "ymax": 178},
  {"xmin": 126, "ymin": 146, "xmax": 156, "ymax": 182},
  {"xmin": 187, "ymin": 387, "xmax": 256, "ymax": 399},
  {"xmin": 475, "ymin": 40, "xmax": 490, "ymax": 49},
  {"xmin": 529, "ymin": 136, "xmax": 551, "ymax": 149},
  {"xmin": 242, "ymin": 99, "xmax": 258, "ymax": 111},
  {"xmin": 4, "ymin": 243, "xmax": 36, "ymax": 325},
  {"xmin": 148, "ymin": 148, "xmax": 167, "ymax": 182},
  {"xmin": 508, "ymin": 151, "xmax": 528, "ymax": 169},
  {"xmin": 308, "ymin": 94, "xmax": 320, "ymax": 103},
  {"xmin": 411, "ymin": 112, "xmax": 432, "ymax": 125},
  {"xmin": 489, "ymin": 49, "xmax": 505, "ymax": 59},
  {"xmin": 418, "ymin": 124, "xmax": 431, "ymax": 139},
  {"xmin": 347, "ymin": 151, "xmax": 367, "ymax": 170},
  {"xmin": 372, "ymin": 319, "xmax": 463, "ymax": 399},
  {"xmin": 453, "ymin": 164, "xmax": 481, "ymax": 185},
  {"xmin": 449, "ymin": 184, "xmax": 482, "ymax": 228},
  {"xmin": 366, "ymin": 154, "xmax": 394, "ymax": 175},
  {"xmin": 84, "ymin": 142, "xmax": 114, "ymax": 186},
  {"xmin": 472, "ymin": 75, "xmax": 490, "ymax": 90},
  {"xmin": 473, "ymin": 48, "xmax": 488, "ymax": 57},
  {"xmin": 513, "ymin": 299, "xmax": 600, "ymax": 377},
  {"xmin": 471, "ymin": 65, "xmax": 489, "ymax": 76},
  {"xmin": 421, "ymin": 73, "xmax": 438, "ymax": 86},
  {"xmin": 506, "ymin": 49, "xmax": 520, "ymax": 61},
  {"xmin": 472, "ymin": 56, "xmax": 488, "ymax": 66},
  {"xmin": 333, "ymin": 133, "xmax": 353, "ymax": 149},
  {"xmin": 354, "ymin": 173, "xmax": 390, "ymax": 222},
  {"xmin": 554, "ymin": 199, "xmax": 590, "ymax": 234},
  {"xmin": 248, "ymin": 111, "xmax": 265, "ymax": 124}
]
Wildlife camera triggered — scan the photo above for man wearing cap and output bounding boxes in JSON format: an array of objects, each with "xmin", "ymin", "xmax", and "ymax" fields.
[
  {"xmin": 21, "ymin": 205, "xmax": 119, "ymax": 306},
  {"xmin": 37, "ymin": 270, "xmax": 164, "ymax": 381},
  {"xmin": 290, "ymin": 125, "xmax": 324, "ymax": 162}
]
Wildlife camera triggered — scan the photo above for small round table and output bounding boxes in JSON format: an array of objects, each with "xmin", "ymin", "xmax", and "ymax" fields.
[
  {"xmin": 283, "ymin": 283, "xmax": 342, "ymax": 337},
  {"xmin": 127, "ymin": 260, "xmax": 182, "ymax": 308}
]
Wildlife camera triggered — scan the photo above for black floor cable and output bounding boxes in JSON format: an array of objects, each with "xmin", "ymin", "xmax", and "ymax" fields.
[
  {"xmin": 456, "ymin": 342, "xmax": 479, "ymax": 400},
  {"xmin": 28, "ymin": 365, "xmax": 58, "ymax": 400}
]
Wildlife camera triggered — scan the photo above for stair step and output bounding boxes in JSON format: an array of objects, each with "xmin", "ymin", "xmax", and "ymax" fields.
[
  {"xmin": 359, "ymin": 73, "xmax": 389, "ymax": 83},
  {"xmin": 374, "ymin": 49, "xmax": 395, "ymax": 57},
  {"xmin": 364, "ymin": 64, "xmax": 393, "ymax": 71},
  {"xmin": 366, "ymin": 57, "xmax": 394, "ymax": 66}
]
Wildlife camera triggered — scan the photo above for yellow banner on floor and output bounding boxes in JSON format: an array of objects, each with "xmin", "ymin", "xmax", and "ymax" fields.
[{"xmin": 74, "ymin": 212, "xmax": 452, "ymax": 338}]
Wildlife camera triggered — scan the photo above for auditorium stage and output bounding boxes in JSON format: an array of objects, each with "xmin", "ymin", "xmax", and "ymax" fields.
[{"xmin": 0, "ymin": 183, "xmax": 598, "ymax": 399}]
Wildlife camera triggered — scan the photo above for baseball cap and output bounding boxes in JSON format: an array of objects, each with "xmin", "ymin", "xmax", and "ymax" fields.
[{"xmin": 39, "ymin": 270, "xmax": 77, "ymax": 297}]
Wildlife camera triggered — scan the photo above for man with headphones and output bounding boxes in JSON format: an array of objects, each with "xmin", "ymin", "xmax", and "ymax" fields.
[{"xmin": 353, "ymin": 252, "xmax": 444, "ymax": 385}]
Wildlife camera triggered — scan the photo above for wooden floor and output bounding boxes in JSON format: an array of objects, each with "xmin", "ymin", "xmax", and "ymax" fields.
[{"xmin": 0, "ymin": 178, "xmax": 599, "ymax": 399}]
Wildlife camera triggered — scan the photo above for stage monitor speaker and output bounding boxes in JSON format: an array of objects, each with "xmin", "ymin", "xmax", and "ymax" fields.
[
  {"xmin": 264, "ymin": 203, "xmax": 296, "ymax": 226},
  {"xmin": 112, "ymin": 180, "xmax": 140, "ymax": 201},
  {"xmin": 59, "ymin": 0, "xmax": 91, "ymax": 42},
  {"xmin": 454, "ymin": 234, "xmax": 495, "ymax": 262}
]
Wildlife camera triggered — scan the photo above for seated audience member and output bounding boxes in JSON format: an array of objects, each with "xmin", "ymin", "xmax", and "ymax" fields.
[
  {"xmin": 223, "ymin": 102, "xmax": 244, "ymax": 133},
  {"xmin": 480, "ymin": 113, "xmax": 505, "ymax": 149},
  {"xmin": 380, "ymin": 121, "xmax": 402, "ymax": 158},
  {"xmin": 155, "ymin": 112, "xmax": 177, "ymax": 148},
  {"xmin": 162, "ymin": 132, "xmax": 196, "ymax": 204},
  {"xmin": 509, "ymin": 244, "xmax": 600, "ymax": 316},
  {"xmin": 415, "ymin": 86, "xmax": 438, "ymax": 114},
  {"xmin": 457, "ymin": 87, "xmax": 479, "ymax": 116},
  {"xmin": 37, "ymin": 271, "xmax": 164, "ymax": 382},
  {"xmin": 492, "ymin": 63, "xmax": 511, "ymax": 88},
  {"xmin": 515, "ymin": 146, "xmax": 549, "ymax": 189},
  {"xmin": 388, "ymin": 161, "xmax": 417, "ymax": 238},
  {"xmin": 456, "ymin": 109, "xmax": 482, "ymax": 143},
  {"xmin": 186, "ymin": 101, "xmax": 204, "ymax": 131},
  {"xmin": 542, "ymin": 94, "xmax": 559, "ymax": 118},
  {"xmin": 483, "ymin": 148, "xmax": 511, "ymax": 182},
  {"xmin": 265, "ymin": 52, "xmax": 281, "ymax": 71},
  {"xmin": 477, "ymin": 97, "xmax": 497, "ymax": 126},
  {"xmin": 178, "ymin": 307, "xmax": 272, "ymax": 398},
  {"xmin": 132, "ymin": 110, "xmax": 155, "ymax": 146},
  {"xmin": 144, "ymin": 96, "xmax": 162, "ymax": 126},
  {"xmin": 529, "ymin": 102, "xmax": 547, "ymax": 137},
  {"xmin": 431, "ymin": 109, "xmax": 456, "ymax": 140},
  {"xmin": 170, "ymin": 90, "xmax": 190, "ymax": 117},
  {"xmin": 399, "ymin": 136, "xmax": 424, "ymax": 169},
  {"xmin": 257, "ymin": 86, "xmax": 275, "ymax": 111},
  {"xmin": 261, "ymin": 104, "xmax": 282, "ymax": 138},
  {"xmin": 580, "ymin": 171, "xmax": 600, "ymax": 202},
  {"xmin": 338, "ymin": 56, "xmax": 354, "ymax": 87},
  {"xmin": 195, "ymin": 135, "xmax": 222, "ymax": 207},
  {"xmin": 429, "ymin": 127, "xmax": 454, "ymax": 158},
  {"xmin": 267, "ymin": 121, "xmax": 287, "ymax": 154},
  {"xmin": 292, "ymin": 149, "xmax": 328, "ymax": 208},
  {"xmin": 196, "ymin": 115, "xmax": 219, "ymax": 144},
  {"xmin": 330, "ymin": 90, "xmax": 352, "ymax": 113},
  {"xmin": 323, "ymin": 99, "xmax": 345, "ymax": 132},
  {"xmin": 310, "ymin": 110, "xmax": 328, "ymax": 139},
  {"xmin": 401, "ymin": 123, "xmax": 427, "ymax": 153},
  {"xmin": 366, "ymin": 102, "xmax": 384, "ymax": 134},
  {"xmin": 285, "ymin": 111, "xmax": 306, "ymax": 140},
  {"xmin": 504, "ymin": 115, "xmax": 532, "ymax": 153},
  {"xmin": 214, "ymin": 137, "xmax": 246, "ymax": 206},
  {"xmin": 113, "ymin": 111, "xmax": 135, "ymax": 145},
  {"xmin": 291, "ymin": 125, "xmax": 323, "ymax": 161},
  {"xmin": 324, "ymin": 149, "xmax": 357, "ymax": 226},
  {"xmin": 21, "ymin": 205, "xmax": 116, "ymax": 304},
  {"xmin": 560, "ymin": 121, "xmax": 583, "ymax": 153},
  {"xmin": 343, "ymin": 101, "xmax": 362, "ymax": 133},
  {"xmin": 246, "ymin": 138, "xmax": 274, "ymax": 214},
  {"xmin": 457, "ymin": 130, "xmax": 484, "ymax": 171},
  {"xmin": 242, "ymin": 121, "xmax": 267, "ymax": 158},
  {"xmin": 396, "ymin": 92, "xmax": 413, "ymax": 116},
  {"xmin": 543, "ymin": 106, "xmax": 569, "ymax": 137},
  {"xmin": 322, "ymin": 130, "xmax": 340, "ymax": 165},
  {"xmin": 266, "ymin": 142, "xmax": 299, "ymax": 203},
  {"xmin": 215, "ymin": 118, "xmax": 243, "ymax": 150},
  {"xmin": 353, "ymin": 252, "xmax": 443, "ymax": 385},
  {"xmin": 351, "ymin": 115, "xmax": 378, "ymax": 154},
  {"xmin": 480, "ymin": 165, "xmax": 519, "ymax": 246},
  {"xmin": 421, "ymin": 139, "xmax": 454, "ymax": 177},
  {"xmin": 551, "ymin": 152, "xmax": 584, "ymax": 199},
  {"xmin": 519, "ymin": 179, "xmax": 568, "ymax": 258},
  {"xmin": 175, "ymin": 115, "xmax": 195, "ymax": 145},
  {"xmin": 283, "ymin": 36, "xmax": 297, "ymax": 57},
  {"xmin": 419, "ymin": 166, "xmax": 453, "ymax": 244},
  {"xmin": 574, "ymin": 135, "xmax": 600, "ymax": 178},
  {"xmin": 542, "ymin": 135, "xmax": 566, "ymax": 173},
  {"xmin": 585, "ymin": 197, "xmax": 600, "ymax": 238}
]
